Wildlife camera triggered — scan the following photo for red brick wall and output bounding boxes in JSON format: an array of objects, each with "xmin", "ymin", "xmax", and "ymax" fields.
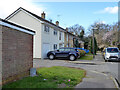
[{"xmin": 2, "ymin": 25, "xmax": 33, "ymax": 84}]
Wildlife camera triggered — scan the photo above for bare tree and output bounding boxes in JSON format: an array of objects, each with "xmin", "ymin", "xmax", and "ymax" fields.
[
  {"xmin": 88, "ymin": 21, "xmax": 118, "ymax": 48},
  {"xmin": 68, "ymin": 24, "xmax": 85, "ymax": 35}
]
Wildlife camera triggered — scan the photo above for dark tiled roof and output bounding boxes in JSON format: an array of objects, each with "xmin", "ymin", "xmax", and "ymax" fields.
[
  {"xmin": 0, "ymin": 18, "xmax": 35, "ymax": 33},
  {"xmin": 5, "ymin": 7, "xmax": 80, "ymax": 38},
  {"xmin": 6, "ymin": 7, "xmax": 65, "ymax": 31}
]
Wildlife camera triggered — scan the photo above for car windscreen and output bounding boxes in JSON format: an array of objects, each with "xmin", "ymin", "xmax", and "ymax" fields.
[{"xmin": 107, "ymin": 48, "xmax": 119, "ymax": 53}]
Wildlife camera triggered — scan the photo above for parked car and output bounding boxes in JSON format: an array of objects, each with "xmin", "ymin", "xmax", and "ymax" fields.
[
  {"xmin": 104, "ymin": 47, "xmax": 120, "ymax": 62},
  {"xmin": 47, "ymin": 47, "xmax": 80, "ymax": 61}
]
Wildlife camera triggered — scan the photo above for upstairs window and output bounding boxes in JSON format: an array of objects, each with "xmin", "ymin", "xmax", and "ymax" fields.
[
  {"xmin": 59, "ymin": 32, "xmax": 62, "ymax": 40},
  {"xmin": 44, "ymin": 25, "xmax": 49, "ymax": 32},
  {"xmin": 54, "ymin": 29, "xmax": 57, "ymax": 35}
]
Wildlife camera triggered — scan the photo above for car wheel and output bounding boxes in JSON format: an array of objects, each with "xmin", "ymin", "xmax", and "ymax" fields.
[
  {"xmin": 69, "ymin": 55, "xmax": 76, "ymax": 61},
  {"xmin": 49, "ymin": 54, "xmax": 54, "ymax": 60}
]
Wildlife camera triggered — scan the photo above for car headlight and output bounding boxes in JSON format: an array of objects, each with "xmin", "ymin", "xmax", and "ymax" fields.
[{"xmin": 106, "ymin": 53, "xmax": 110, "ymax": 57}]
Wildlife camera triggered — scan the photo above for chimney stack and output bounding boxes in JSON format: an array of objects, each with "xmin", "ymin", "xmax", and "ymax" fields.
[
  {"xmin": 56, "ymin": 21, "xmax": 59, "ymax": 26},
  {"xmin": 41, "ymin": 11, "xmax": 45, "ymax": 19},
  {"xmin": 66, "ymin": 27, "xmax": 68, "ymax": 32}
]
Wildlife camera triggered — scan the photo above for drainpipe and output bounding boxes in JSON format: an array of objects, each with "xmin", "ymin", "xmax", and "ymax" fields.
[{"xmin": 41, "ymin": 23, "xmax": 44, "ymax": 60}]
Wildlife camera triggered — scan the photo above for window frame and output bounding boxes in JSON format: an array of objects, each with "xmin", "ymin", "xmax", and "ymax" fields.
[
  {"xmin": 44, "ymin": 25, "xmax": 50, "ymax": 33},
  {"xmin": 59, "ymin": 31, "xmax": 62, "ymax": 40},
  {"xmin": 53, "ymin": 29, "xmax": 57, "ymax": 35},
  {"xmin": 53, "ymin": 44, "xmax": 57, "ymax": 50}
]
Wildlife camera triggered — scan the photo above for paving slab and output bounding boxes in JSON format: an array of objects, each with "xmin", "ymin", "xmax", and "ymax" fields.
[{"xmin": 75, "ymin": 71, "xmax": 116, "ymax": 88}]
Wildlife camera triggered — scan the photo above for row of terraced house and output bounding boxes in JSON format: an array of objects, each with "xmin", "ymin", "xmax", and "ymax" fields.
[{"xmin": 5, "ymin": 7, "xmax": 84, "ymax": 59}]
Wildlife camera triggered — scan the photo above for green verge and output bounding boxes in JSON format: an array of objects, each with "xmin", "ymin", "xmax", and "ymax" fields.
[
  {"xmin": 79, "ymin": 55, "xmax": 93, "ymax": 60},
  {"xmin": 86, "ymin": 53, "xmax": 93, "ymax": 55},
  {"xmin": 3, "ymin": 66, "xmax": 86, "ymax": 88}
]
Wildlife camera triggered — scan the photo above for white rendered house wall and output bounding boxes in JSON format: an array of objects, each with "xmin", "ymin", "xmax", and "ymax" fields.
[{"xmin": 7, "ymin": 10, "xmax": 42, "ymax": 58}]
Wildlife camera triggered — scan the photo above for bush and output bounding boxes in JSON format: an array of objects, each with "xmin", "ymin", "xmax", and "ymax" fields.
[{"xmin": 78, "ymin": 49, "xmax": 85, "ymax": 56}]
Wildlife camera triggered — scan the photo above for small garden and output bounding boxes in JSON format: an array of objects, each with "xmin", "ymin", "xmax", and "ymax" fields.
[
  {"xmin": 78, "ymin": 49, "xmax": 93, "ymax": 60},
  {"xmin": 3, "ymin": 66, "xmax": 86, "ymax": 88}
]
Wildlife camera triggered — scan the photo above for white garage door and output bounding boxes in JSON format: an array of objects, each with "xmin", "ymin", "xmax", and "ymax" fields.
[{"xmin": 43, "ymin": 43, "xmax": 50, "ymax": 58}]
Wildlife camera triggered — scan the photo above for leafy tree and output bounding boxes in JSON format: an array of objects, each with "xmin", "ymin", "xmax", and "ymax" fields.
[
  {"xmin": 83, "ymin": 36, "xmax": 91, "ymax": 49},
  {"xmin": 74, "ymin": 39, "xmax": 79, "ymax": 48},
  {"xmin": 78, "ymin": 29, "xmax": 85, "ymax": 40}
]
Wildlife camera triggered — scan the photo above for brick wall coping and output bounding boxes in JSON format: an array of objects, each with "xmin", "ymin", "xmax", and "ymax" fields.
[{"xmin": 0, "ymin": 18, "xmax": 35, "ymax": 35}]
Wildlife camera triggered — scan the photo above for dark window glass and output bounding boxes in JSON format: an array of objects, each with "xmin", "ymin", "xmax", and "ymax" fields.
[
  {"xmin": 59, "ymin": 32, "xmax": 62, "ymax": 40},
  {"xmin": 44, "ymin": 25, "xmax": 49, "ymax": 32},
  {"xmin": 107, "ymin": 48, "xmax": 119, "ymax": 53},
  {"xmin": 70, "ymin": 49, "xmax": 75, "ymax": 51},
  {"xmin": 64, "ymin": 48, "xmax": 71, "ymax": 51},
  {"xmin": 54, "ymin": 30, "xmax": 57, "ymax": 35},
  {"xmin": 59, "ymin": 48, "xmax": 64, "ymax": 51},
  {"xmin": 54, "ymin": 44, "xmax": 57, "ymax": 50}
]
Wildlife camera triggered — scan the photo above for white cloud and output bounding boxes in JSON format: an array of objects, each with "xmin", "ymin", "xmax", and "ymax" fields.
[
  {"xmin": 95, "ymin": 6, "xmax": 118, "ymax": 14},
  {"xmin": 96, "ymin": 21, "xmax": 106, "ymax": 24},
  {"xmin": 0, "ymin": 0, "xmax": 45, "ymax": 19},
  {"xmin": 100, "ymin": 21, "xmax": 106, "ymax": 24},
  {"xmin": 104, "ymin": 6, "xmax": 118, "ymax": 14}
]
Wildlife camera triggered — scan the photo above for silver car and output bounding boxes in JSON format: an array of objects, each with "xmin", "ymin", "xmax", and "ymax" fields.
[{"xmin": 104, "ymin": 47, "xmax": 120, "ymax": 62}]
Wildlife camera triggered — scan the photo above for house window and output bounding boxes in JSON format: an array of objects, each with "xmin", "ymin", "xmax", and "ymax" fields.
[
  {"xmin": 59, "ymin": 44, "xmax": 63, "ymax": 48},
  {"xmin": 44, "ymin": 25, "xmax": 49, "ymax": 32},
  {"xmin": 59, "ymin": 32, "xmax": 62, "ymax": 40},
  {"xmin": 54, "ymin": 44, "xmax": 57, "ymax": 50},
  {"xmin": 54, "ymin": 29, "xmax": 57, "ymax": 35}
]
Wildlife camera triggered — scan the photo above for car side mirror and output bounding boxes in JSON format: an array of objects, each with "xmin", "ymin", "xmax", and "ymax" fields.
[{"xmin": 57, "ymin": 50, "xmax": 59, "ymax": 52}]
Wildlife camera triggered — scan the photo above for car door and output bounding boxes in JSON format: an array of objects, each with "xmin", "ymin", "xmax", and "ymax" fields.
[
  {"xmin": 55, "ymin": 48, "xmax": 65, "ymax": 58},
  {"xmin": 62, "ymin": 48, "xmax": 70, "ymax": 57}
]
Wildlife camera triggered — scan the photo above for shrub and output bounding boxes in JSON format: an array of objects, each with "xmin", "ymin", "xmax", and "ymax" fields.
[{"xmin": 78, "ymin": 50, "xmax": 85, "ymax": 56}]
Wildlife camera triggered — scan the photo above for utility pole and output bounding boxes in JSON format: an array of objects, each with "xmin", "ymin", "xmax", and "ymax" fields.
[
  {"xmin": 92, "ymin": 28, "xmax": 95, "ymax": 59},
  {"xmin": 92, "ymin": 27, "xmax": 97, "ymax": 59}
]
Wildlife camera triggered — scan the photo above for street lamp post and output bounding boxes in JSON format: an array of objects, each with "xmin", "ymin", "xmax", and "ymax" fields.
[{"xmin": 92, "ymin": 27, "xmax": 97, "ymax": 59}]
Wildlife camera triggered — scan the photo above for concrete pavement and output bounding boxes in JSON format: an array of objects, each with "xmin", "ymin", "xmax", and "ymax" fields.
[
  {"xmin": 75, "ymin": 70, "xmax": 115, "ymax": 88},
  {"xmin": 74, "ymin": 53, "xmax": 117, "ymax": 88}
]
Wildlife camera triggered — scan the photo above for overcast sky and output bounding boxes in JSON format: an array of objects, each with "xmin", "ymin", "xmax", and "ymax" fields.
[{"xmin": 0, "ymin": 0, "xmax": 118, "ymax": 35}]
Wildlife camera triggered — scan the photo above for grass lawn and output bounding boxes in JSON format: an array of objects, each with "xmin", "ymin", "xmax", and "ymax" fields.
[
  {"xmin": 3, "ymin": 66, "xmax": 86, "ymax": 88},
  {"xmin": 86, "ymin": 53, "xmax": 93, "ymax": 56},
  {"xmin": 79, "ymin": 55, "xmax": 93, "ymax": 60}
]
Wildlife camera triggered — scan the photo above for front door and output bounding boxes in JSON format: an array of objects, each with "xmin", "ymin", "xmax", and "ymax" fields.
[
  {"xmin": 63, "ymin": 48, "xmax": 70, "ymax": 57},
  {"xmin": 43, "ymin": 43, "xmax": 50, "ymax": 58}
]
